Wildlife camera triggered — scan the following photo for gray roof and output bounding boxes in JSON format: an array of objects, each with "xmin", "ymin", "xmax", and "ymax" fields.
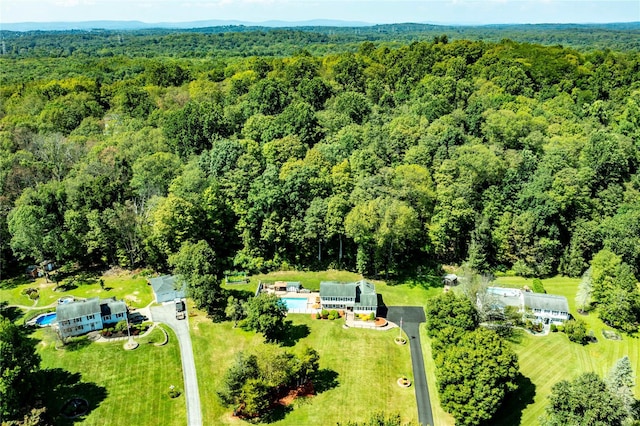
[
  {"xmin": 320, "ymin": 280, "xmax": 377, "ymax": 307},
  {"xmin": 100, "ymin": 298, "xmax": 127, "ymax": 317},
  {"xmin": 320, "ymin": 281, "xmax": 357, "ymax": 298},
  {"xmin": 524, "ymin": 293, "xmax": 569, "ymax": 313},
  {"xmin": 150, "ymin": 275, "xmax": 181, "ymax": 294},
  {"xmin": 56, "ymin": 298, "xmax": 101, "ymax": 321}
]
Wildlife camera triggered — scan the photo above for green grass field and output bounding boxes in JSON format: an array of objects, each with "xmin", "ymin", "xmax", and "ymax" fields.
[
  {"xmin": 35, "ymin": 326, "xmax": 185, "ymax": 426},
  {"xmin": 494, "ymin": 275, "xmax": 640, "ymax": 425},
  {"xmin": 190, "ymin": 311, "xmax": 418, "ymax": 425},
  {"xmin": 0, "ymin": 269, "xmax": 154, "ymax": 312}
]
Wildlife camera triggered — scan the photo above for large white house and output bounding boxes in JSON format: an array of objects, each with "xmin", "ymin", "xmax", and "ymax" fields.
[
  {"xmin": 56, "ymin": 297, "xmax": 127, "ymax": 338},
  {"xmin": 319, "ymin": 280, "xmax": 378, "ymax": 315},
  {"xmin": 479, "ymin": 287, "xmax": 570, "ymax": 325}
]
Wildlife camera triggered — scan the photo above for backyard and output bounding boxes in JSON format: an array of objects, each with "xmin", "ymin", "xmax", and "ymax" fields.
[
  {"xmin": 493, "ymin": 275, "xmax": 640, "ymax": 425},
  {"xmin": 0, "ymin": 267, "xmax": 153, "ymax": 314},
  {"xmin": 191, "ymin": 310, "xmax": 418, "ymax": 425},
  {"xmin": 34, "ymin": 325, "xmax": 185, "ymax": 426}
]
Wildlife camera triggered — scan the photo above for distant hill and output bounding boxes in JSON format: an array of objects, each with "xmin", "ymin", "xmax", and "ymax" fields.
[{"xmin": 0, "ymin": 19, "xmax": 372, "ymax": 32}]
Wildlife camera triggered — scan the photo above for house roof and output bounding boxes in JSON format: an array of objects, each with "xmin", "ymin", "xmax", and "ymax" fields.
[
  {"xmin": 100, "ymin": 298, "xmax": 127, "ymax": 317},
  {"xmin": 320, "ymin": 280, "xmax": 377, "ymax": 306},
  {"xmin": 524, "ymin": 293, "xmax": 569, "ymax": 313},
  {"xmin": 444, "ymin": 274, "xmax": 458, "ymax": 281},
  {"xmin": 149, "ymin": 275, "xmax": 182, "ymax": 295},
  {"xmin": 286, "ymin": 282, "xmax": 302, "ymax": 288},
  {"xmin": 320, "ymin": 281, "xmax": 357, "ymax": 298},
  {"xmin": 56, "ymin": 298, "xmax": 101, "ymax": 321}
]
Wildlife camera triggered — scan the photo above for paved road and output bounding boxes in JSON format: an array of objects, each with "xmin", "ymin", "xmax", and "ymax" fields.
[
  {"xmin": 387, "ymin": 306, "xmax": 434, "ymax": 426},
  {"xmin": 151, "ymin": 303, "xmax": 202, "ymax": 426}
]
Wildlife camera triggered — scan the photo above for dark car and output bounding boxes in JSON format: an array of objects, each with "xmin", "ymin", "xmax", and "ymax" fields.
[{"xmin": 175, "ymin": 299, "xmax": 186, "ymax": 320}]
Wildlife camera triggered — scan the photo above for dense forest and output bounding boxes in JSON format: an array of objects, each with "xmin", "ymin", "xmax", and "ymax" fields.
[{"xmin": 1, "ymin": 27, "xmax": 640, "ymax": 295}]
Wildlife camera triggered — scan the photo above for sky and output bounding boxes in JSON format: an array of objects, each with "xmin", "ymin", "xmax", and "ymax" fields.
[{"xmin": 1, "ymin": 0, "xmax": 639, "ymax": 26}]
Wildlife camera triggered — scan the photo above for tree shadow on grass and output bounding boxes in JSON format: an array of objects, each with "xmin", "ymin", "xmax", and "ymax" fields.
[
  {"xmin": 279, "ymin": 323, "xmax": 310, "ymax": 347},
  {"xmin": 0, "ymin": 302, "xmax": 24, "ymax": 322},
  {"xmin": 312, "ymin": 368, "xmax": 339, "ymax": 394},
  {"xmin": 226, "ymin": 288, "xmax": 253, "ymax": 301},
  {"xmin": 0, "ymin": 274, "xmax": 33, "ymax": 290},
  {"xmin": 260, "ymin": 404, "xmax": 293, "ymax": 423},
  {"xmin": 488, "ymin": 373, "xmax": 536, "ymax": 426},
  {"xmin": 61, "ymin": 336, "xmax": 93, "ymax": 352},
  {"xmin": 37, "ymin": 368, "xmax": 107, "ymax": 425}
]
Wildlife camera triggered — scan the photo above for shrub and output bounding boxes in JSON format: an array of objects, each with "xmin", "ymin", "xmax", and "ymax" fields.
[
  {"xmin": 532, "ymin": 278, "xmax": 545, "ymax": 293},
  {"xmin": 368, "ymin": 312, "xmax": 376, "ymax": 321},
  {"xmin": 550, "ymin": 324, "xmax": 557, "ymax": 332},
  {"xmin": 328, "ymin": 310, "xmax": 340, "ymax": 320},
  {"xmin": 321, "ymin": 309, "xmax": 329, "ymax": 319},
  {"xmin": 114, "ymin": 320, "xmax": 128, "ymax": 333},
  {"xmin": 564, "ymin": 319, "xmax": 588, "ymax": 344},
  {"xmin": 315, "ymin": 312, "xmax": 322, "ymax": 319}
]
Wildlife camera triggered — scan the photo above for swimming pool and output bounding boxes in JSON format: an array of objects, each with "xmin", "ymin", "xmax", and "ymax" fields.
[
  {"xmin": 281, "ymin": 297, "xmax": 308, "ymax": 310},
  {"xmin": 35, "ymin": 312, "xmax": 57, "ymax": 326},
  {"xmin": 486, "ymin": 287, "xmax": 521, "ymax": 298}
]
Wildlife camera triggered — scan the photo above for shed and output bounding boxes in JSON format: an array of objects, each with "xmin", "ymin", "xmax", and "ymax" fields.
[
  {"xmin": 286, "ymin": 282, "xmax": 302, "ymax": 292},
  {"xmin": 149, "ymin": 275, "xmax": 186, "ymax": 303},
  {"xmin": 274, "ymin": 281, "xmax": 288, "ymax": 292},
  {"xmin": 443, "ymin": 274, "xmax": 458, "ymax": 285}
]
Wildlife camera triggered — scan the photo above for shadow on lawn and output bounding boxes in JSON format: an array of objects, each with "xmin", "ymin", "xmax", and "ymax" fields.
[
  {"xmin": 279, "ymin": 323, "xmax": 310, "ymax": 347},
  {"xmin": 0, "ymin": 302, "xmax": 24, "ymax": 322},
  {"xmin": 490, "ymin": 373, "xmax": 536, "ymax": 426},
  {"xmin": 60, "ymin": 336, "xmax": 93, "ymax": 352},
  {"xmin": 37, "ymin": 368, "xmax": 107, "ymax": 425},
  {"xmin": 312, "ymin": 368, "xmax": 339, "ymax": 393}
]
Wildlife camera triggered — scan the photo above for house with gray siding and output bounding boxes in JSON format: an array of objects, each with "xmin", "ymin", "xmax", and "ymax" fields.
[
  {"xmin": 149, "ymin": 275, "xmax": 186, "ymax": 303},
  {"xmin": 319, "ymin": 280, "xmax": 378, "ymax": 315}
]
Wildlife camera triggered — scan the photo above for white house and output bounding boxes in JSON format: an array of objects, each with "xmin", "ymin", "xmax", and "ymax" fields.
[
  {"xmin": 523, "ymin": 292, "xmax": 570, "ymax": 325},
  {"xmin": 56, "ymin": 297, "xmax": 127, "ymax": 338},
  {"xmin": 480, "ymin": 287, "xmax": 570, "ymax": 326},
  {"xmin": 319, "ymin": 280, "xmax": 378, "ymax": 315}
]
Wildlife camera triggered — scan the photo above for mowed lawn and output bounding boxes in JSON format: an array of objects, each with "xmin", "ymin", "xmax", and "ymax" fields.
[
  {"xmin": 190, "ymin": 312, "xmax": 418, "ymax": 425},
  {"xmin": 0, "ymin": 269, "xmax": 153, "ymax": 310},
  {"xmin": 494, "ymin": 275, "xmax": 640, "ymax": 425},
  {"xmin": 35, "ymin": 326, "xmax": 185, "ymax": 426}
]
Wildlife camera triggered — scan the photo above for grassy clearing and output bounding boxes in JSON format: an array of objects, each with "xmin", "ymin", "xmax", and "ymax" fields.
[
  {"xmin": 494, "ymin": 275, "xmax": 640, "ymax": 425},
  {"xmin": 190, "ymin": 311, "xmax": 417, "ymax": 425},
  {"xmin": 0, "ymin": 270, "xmax": 154, "ymax": 310},
  {"xmin": 36, "ymin": 326, "xmax": 185, "ymax": 426}
]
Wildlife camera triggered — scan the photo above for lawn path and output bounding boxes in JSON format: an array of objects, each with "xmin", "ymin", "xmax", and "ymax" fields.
[{"xmin": 151, "ymin": 303, "xmax": 202, "ymax": 426}]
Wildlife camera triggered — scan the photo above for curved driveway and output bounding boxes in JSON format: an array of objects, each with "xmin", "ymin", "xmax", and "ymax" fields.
[
  {"xmin": 387, "ymin": 306, "xmax": 433, "ymax": 426},
  {"xmin": 151, "ymin": 303, "xmax": 202, "ymax": 426}
]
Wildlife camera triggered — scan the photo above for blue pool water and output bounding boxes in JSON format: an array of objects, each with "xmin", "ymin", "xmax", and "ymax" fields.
[
  {"xmin": 35, "ymin": 312, "xmax": 57, "ymax": 326},
  {"xmin": 281, "ymin": 297, "xmax": 308, "ymax": 310}
]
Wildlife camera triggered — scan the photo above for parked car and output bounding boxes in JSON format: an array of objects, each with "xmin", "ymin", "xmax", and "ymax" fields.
[{"xmin": 175, "ymin": 299, "xmax": 186, "ymax": 320}]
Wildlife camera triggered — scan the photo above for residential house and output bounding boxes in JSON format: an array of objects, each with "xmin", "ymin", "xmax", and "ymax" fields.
[
  {"xmin": 319, "ymin": 280, "xmax": 378, "ymax": 315},
  {"xmin": 149, "ymin": 275, "xmax": 186, "ymax": 303},
  {"xmin": 56, "ymin": 297, "xmax": 128, "ymax": 338},
  {"xmin": 479, "ymin": 287, "xmax": 570, "ymax": 326},
  {"xmin": 523, "ymin": 292, "xmax": 570, "ymax": 325}
]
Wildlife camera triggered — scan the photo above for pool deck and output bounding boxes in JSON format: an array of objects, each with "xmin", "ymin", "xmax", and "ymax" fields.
[{"xmin": 263, "ymin": 289, "xmax": 321, "ymax": 314}]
